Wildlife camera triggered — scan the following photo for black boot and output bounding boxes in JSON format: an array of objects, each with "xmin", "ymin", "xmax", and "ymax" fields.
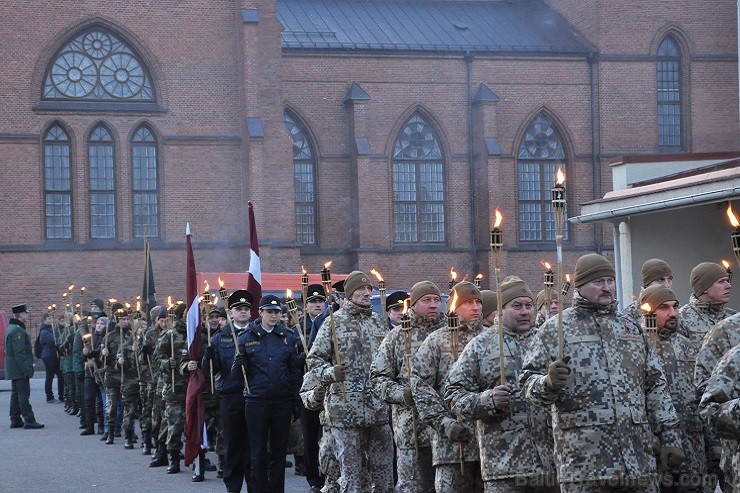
[
  {"xmin": 294, "ymin": 454, "xmax": 306, "ymax": 476},
  {"xmin": 149, "ymin": 442, "xmax": 168, "ymax": 467},
  {"xmin": 124, "ymin": 434, "xmax": 134, "ymax": 449},
  {"xmin": 166, "ymin": 451, "xmax": 180, "ymax": 474},
  {"xmin": 217, "ymin": 455, "xmax": 224, "ymax": 478},
  {"xmin": 106, "ymin": 433, "xmax": 114, "ymax": 445},
  {"xmin": 192, "ymin": 450, "xmax": 206, "ymax": 482},
  {"xmin": 100, "ymin": 432, "xmax": 109, "ymax": 442},
  {"xmin": 142, "ymin": 433, "xmax": 153, "ymax": 455},
  {"xmin": 80, "ymin": 418, "xmax": 95, "ymax": 435}
]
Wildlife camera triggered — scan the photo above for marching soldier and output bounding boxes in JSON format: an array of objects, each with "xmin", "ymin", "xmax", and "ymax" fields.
[
  {"xmin": 411, "ymin": 281, "xmax": 485, "ymax": 492},
  {"xmin": 445, "ymin": 277, "xmax": 557, "ymax": 492},
  {"xmin": 307, "ymin": 270, "xmax": 394, "ymax": 493},
  {"xmin": 148, "ymin": 307, "xmax": 171, "ymax": 466},
  {"xmin": 5, "ymin": 303, "xmax": 44, "ymax": 429},
  {"xmin": 300, "ymin": 367, "xmax": 340, "ymax": 493},
  {"xmin": 533, "ymin": 290, "xmax": 558, "ymax": 330},
  {"xmin": 680, "ymin": 261, "xmax": 735, "ymax": 346},
  {"xmin": 371, "ymin": 281, "xmax": 443, "ymax": 492},
  {"xmin": 621, "ymin": 258, "xmax": 674, "ymax": 324},
  {"xmin": 520, "ymin": 253, "xmax": 684, "ymax": 492},
  {"xmin": 480, "ymin": 290, "xmax": 498, "ymax": 329},
  {"xmin": 638, "ymin": 285, "xmax": 715, "ymax": 493},
  {"xmin": 101, "ymin": 306, "xmax": 129, "ymax": 445},
  {"xmin": 81, "ymin": 315, "xmax": 107, "ymax": 436}
]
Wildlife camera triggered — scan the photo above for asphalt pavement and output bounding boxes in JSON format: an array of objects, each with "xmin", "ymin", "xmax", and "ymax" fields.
[{"xmin": 0, "ymin": 375, "xmax": 308, "ymax": 493}]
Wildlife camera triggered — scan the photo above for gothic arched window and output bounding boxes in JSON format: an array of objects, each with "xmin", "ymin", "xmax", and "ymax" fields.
[
  {"xmin": 44, "ymin": 124, "xmax": 73, "ymax": 239},
  {"xmin": 89, "ymin": 125, "xmax": 116, "ymax": 239},
  {"xmin": 517, "ymin": 114, "xmax": 568, "ymax": 242},
  {"xmin": 131, "ymin": 125, "xmax": 159, "ymax": 238},
  {"xmin": 392, "ymin": 115, "xmax": 445, "ymax": 243},
  {"xmin": 43, "ymin": 28, "xmax": 154, "ymax": 101},
  {"xmin": 657, "ymin": 36, "xmax": 682, "ymax": 148},
  {"xmin": 284, "ymin": 113, "xmax": 317, "ymax": 245}
]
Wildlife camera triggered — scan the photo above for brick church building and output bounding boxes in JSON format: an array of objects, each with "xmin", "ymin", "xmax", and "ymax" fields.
[{"xmin": 0, "ymin": 0, "xmax": 737, "ymax": 311}]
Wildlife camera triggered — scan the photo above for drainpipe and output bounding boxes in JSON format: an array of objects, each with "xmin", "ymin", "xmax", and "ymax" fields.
[
  {"xmin": 466, "ymin": 50, "xmax": 480, "ymax": 276},
  {"xmin": 589, "ymin": 52, "xmax": 603, "ymax": 253}
]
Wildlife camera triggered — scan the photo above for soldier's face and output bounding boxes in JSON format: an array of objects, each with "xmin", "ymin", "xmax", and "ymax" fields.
[
  {"xmin": 541, "ymin": 299, "xmax": 558, "ymax": 317},
  {"xmin": 157, "ymin": 318, "xmax": 168, "ymax": 329},
  {"xmin": 413, "ymin": 295, "xmax": 441, "ymax": 318},
  {"xmin": 119, "ymin": 317, "xmax": 130, "ymax": 329},
  {"xmin": 702, "ymin": 277, "xmax": 732, "ymax": 304},
  {"xmin": 95, "ymin": 319, "xmax": 106, "ymax": 332},
  {"xmin": 207, "ymin": 313, "xmax": 220, "ymax": 329},
  {"xmin": 655, "ymin": 300, "xmax": 679, "ymax": 330},
  {"xmin": 305, "ymin": 300, "xmax": 324, "ymax": 317},
  {"xmin": 349, "ymin": 285, "xmax": 373, "ymax": 307},
  {"xmin": 456, "ymin": 299, "xmax": 482, "ymax": 323},
  {"xmin": 502, "ymin": 296, "xmax": 535, "ymax": 332},
  {"xmin": 388, "ymin": 306, "xmax": 404, "ymax": 325},
  {"xmin": 647, "ymin": 275, "xmax": 673, "ymax": 289},
  {"xmin": 231, "ymin": 305, "xmax": 251, "ymax": 324},
  {"xmin": 577, "ymin": 277, "xmax": 616, "ymax": 306},
  {"xmin": 260, "ymin": 309, "xmax": 281, "ymax": 328}
]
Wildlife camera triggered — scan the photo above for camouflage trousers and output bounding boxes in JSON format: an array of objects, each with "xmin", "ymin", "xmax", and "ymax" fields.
[
  {"xmin": 330, "ymin": 424, "xmax": 394, "ymax": 493},
  {"xmin": 63, "ymin": 371, "xmax": 75, "ymax": 404},
  {"xmin": 121, "ymin": 379, "xmax": 140, "ymax": 438},
  {"xmin": 139, "ymin": 381, "xmax": 152, "ymax": 435},
  {"xmin": 106, "ymin": 386, "xmax": 122, "ymax": 431},
  {"xmin": 559, "ymin": 479, "xmax": 657, "ymax": 493},
  {"xmin": 397, "ymin": 446, "xmax": 435, "ymax": 493},
  {"xmin": 153, "ymin": 383, "xmax": 165, "ymax": 443},
  {"xmin": 319, "ymin": 425, "xmax": 341, "ymax": 493},
  {"xmin": 435, "ymin": 462, "xmax": 484, "ymax": 493},
  {"xmin": 483, "ymin": 476, "xmax": 559, "ymax": 492},
  {"xmin": 289, "ymin": 416, "xmax": 304, "ymax": 456},
  {"xmin": 163, "ymin": 398, "xmax": 185, "ymax": 452}
]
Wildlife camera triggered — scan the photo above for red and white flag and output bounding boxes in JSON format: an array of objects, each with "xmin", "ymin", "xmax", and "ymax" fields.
[
  {"xmin": 184, "ymin": 222, "xmax": 205, "ymax": 466},
  {"xmin": 247, "ymin": 202, "xmax": 262, "ymax": 320}
]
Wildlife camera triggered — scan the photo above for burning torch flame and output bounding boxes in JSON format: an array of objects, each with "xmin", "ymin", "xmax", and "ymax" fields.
[
  {"xmin": 370, "ymin": 268, "xmax": 384, "ymax": 282},
  {"xmin": 301, "ymin": 265, "xmax": 307, "ymax": 275},
  {"xmin": 566, "ymin": 274, "xmax": 571, "ymax": 282},
  {"xmin": 722, "ymin": 260, "xmax": 731, "ymax": 270},
  {"xmin": 541, "ymin": 260, "xmax": 552, "ymax": 270},
  {"xmin": 728, "ymin": 204, "xmax": 740, "ymax": 228},
  {"xmin": 62, "ymin": 292, "xmax": 67, "ymax": 298},
  {"xmin": 402, "ymin": 298, "xmax": 410, "ymax": 316},
  {"xmin": 556, "ymin": 168, "xmax": 566, "ymax": 186},
  {"xmin": 108, "ymin": 298, "xmax": 117, "ymax": 304},
  {"xmin": 68, "ymin": 284, "xmax": 75, "ymax": 291},
  {"xmin": 493, "ymin": 208, "xmax": 503, "ymax": 229},
  {"xmin": 449, "ymin": 291, "xmax": 459, "ymax": 314},
  {"xmin": 475, "ymin": 274, "xmax": 483, "ymax": 280},
  {"xmin": 450, "ymin": 268, "xmax": 457, "ymax": 281},
  {"xmin": 640, "ymin": 303, "xmax": 652, "ymax": 314},
  {"xmin": 136, "ymin": 301, "xmax": 141, "ymax": 312},
  {"xmin": 218, "ymin": 276, "xmax": 225, "ymax": 288},
  {"xmin": 80, "ymin": 286, "xmax": 86, "ymax": 294},
  {"xmin": 286, "ymin": 289, "xmax": 293, "ymax": 299},
  {"xmin": 125, "ymin": 303, "xmax": 131, "ymax": 309},
  {"xmin": 167, "ymin": 295, "xmax": 173, "ymax": 308},
  {"xmin": 203, "ymin": 280, "xmax": 210, "ymax": 292},
  {"xmin": 324, "ymin": 260, "xmax": 333, "ymax": 269}
]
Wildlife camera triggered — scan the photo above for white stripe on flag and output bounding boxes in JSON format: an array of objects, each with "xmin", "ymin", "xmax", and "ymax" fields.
[
  {"xmin": 248, "ymin": 248, "xmax": 262, "ymax": 285},
  {"xmin": 186, "ymin": 294, "xmax": 199, "ymax": 349}
]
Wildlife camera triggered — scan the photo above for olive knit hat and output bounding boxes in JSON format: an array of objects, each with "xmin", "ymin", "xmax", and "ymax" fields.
[
  {"xmin": 641, "ymin": 258, "xmax": 673, "ymax": 288},
  {"xmin": 499, "ymin": 276, "xmax": 533, "ymax": 307},
  {"xmin": 574, "ymin": 253, "xmax": 615, "ymax": 287},
  {"xmin": 690, "ymin": 262, "xmax": 728, "ymax": 297}
]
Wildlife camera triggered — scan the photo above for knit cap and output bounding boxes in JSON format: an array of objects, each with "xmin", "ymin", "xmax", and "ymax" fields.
[
  {"xmin": 500, "ymin": 276, "xmax": 533, "ymax": 307},
  {"xmin": 410, "ymin": 281, "xmax": 441, "ymax": 306},
  {"xmin": 446, "ymin": 281, "xmax": 481, "ymax": 311},
  {"xmin": 641, "ymin": 258, "xmax": 672, "ymax": 288},
  {"xmin": 574, "ymin": 253, "xmax": 615, "ymax": 287},
  {"xmin": 639, "ymin": 285, "xmax": 678, "ymax": 310},
  {"xmin": 344, "ymin": 271, "xmax": 373, "ymax": 298},
  {"xmin": 480, "ymin": 290, "xmax": 498, "ymax": 318},
  {"xmin": 690, "ymin": 262, "xmax": 728, "ymax": 297}
]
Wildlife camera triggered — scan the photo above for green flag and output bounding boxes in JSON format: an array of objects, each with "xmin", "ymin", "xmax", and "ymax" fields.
[{"xmin": 142, "ymin": 238, "xmax": 157, "ymax": 322}]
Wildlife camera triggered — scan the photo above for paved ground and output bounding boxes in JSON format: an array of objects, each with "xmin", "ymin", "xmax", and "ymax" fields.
[{"xmin": 0, "ymin": 375, "xmax": 308, "ymax": 493}]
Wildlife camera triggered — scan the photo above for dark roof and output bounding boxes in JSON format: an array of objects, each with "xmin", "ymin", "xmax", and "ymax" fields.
[{"xmin": 278, "ymin": 0, "xmax": 594, "ymax": 55}]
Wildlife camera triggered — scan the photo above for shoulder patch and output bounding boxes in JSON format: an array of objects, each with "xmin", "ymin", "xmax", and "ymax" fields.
[{"xmin": 245, "ymin": 341, "xmax": 260, "ymax": 347}]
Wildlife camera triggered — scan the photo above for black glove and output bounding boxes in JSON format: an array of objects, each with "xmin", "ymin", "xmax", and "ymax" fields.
[
  {"xmin": 403, "ymin": 387, "xmax": 414, "ymax": 406},
  {"xmin": 166, "ymin": 357, "xmax": 177, "ymax": 370},
  {"xmin": 328, "ymin": 363, "xmax": 346, "ymax": 382},
  {"xmin": 204, "ymin": 346, "xmax": 216, "ymax": 361},
  {"xmin": 296, "ymin": 351, "xmax": 307, "ymax": 367},
  {"xmin": 545, "ymin": 356, "xmax": 571, "ymax": 392},
  {"xmin": 313, "ymin": 385, "xmax": 327, "ymax": 402},
  {"xmin": 66, "ymin": 334, "xmax": 74, "ymax": 345},
  {"xmin": 661, "ymin": 446, "xmax": 686, "ymax": 471},
  {"xmin": 292, "ymin": 403, "xmax": 303, "ymax": 421},
  {"xmin": 232, "ymin": 353, "xmax": 246, "ymax": 369},
  {"xmin": 141, "ymin": 345, "xmax": 152, "ymax": 357}
]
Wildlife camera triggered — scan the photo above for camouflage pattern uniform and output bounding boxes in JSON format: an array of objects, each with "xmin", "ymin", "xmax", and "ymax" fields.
[
  {"xmin": 103, "ymin": 325, "xmax": 126, "ymax": 436},
  {"xmin": 411, "ymin": 319, "xmax": 484, "ymax": 493},
  {"xmin": 648, "ymin": 323, "xmax": 714, "ymax": 492},
  {"xmin": 58, "ymin": 321, "xmax": 75, "ymax": 406},
  {"xmin": 699, "ymin": 343, "xmax": 740, "ymax": 492},
  {"xmin": 533, "ymin": 312, "xmax": 549, "ymax": 331},
  {"xmin": 196, "ymin": 324, "xmax": 223, "ymax": 462},
  {"xmin": 445, "ymin": 325, "xmax": 557, "ymax": 492},
  {"xmin": 156, "ymin": 319, "xmax": 189, "ymax": 454},
  {"xmin": 150, "ymin": 326, "xmax": 168, "ymax": 448},
  {"xmin": 694, "ymin": 312, "xmax": 740, "ymax": 491},
  {"xmin": 307, "ymin": 300, "xmax": 394, "ymax": 493},
  {"xmin": 520, "ymin": 293, "xmax": 682, "ymax": 492},
  {"xmin": 301, "ymin": 368, "xmax": 341, "ymax": 493},
  {"xmin": 72, "ymin": 321, "xmax": 87, "ymax": 427},
  {"xmin": 679, "ymin": 294, "xmax": 737, "ymax": 347},
  {"xmin": 370, "ymin": 310, "xmax": 442, "ymax": 493},
  {"xmin": 136, "ymin": 322, "xmax": 154, "ymax": 450},
  {"xmin": 119, "ymin": 325, "xmax": 141, "ymax": 445},
  {"xmin": 621, "ymin": 300, "xmax": 643, "ymax": 325}
]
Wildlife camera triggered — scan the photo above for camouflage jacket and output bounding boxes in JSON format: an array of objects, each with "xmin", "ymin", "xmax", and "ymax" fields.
[
  {"xmin": 520, "ymin": 293, "xmax": 681, "ymax": 483},
  {"xmin": 306, "ymin": 301, "xmax": 389, "ymax": 428},
  {"xmin": 156, "ymin": 321, "xmax": 189, "ymax": 401},
  {"xmin": 300, "ymin": 367, "xmax": 329, "ymax": 427},
  {"xmin": 103, "ymin": 326, "xmax": 137, "ymax": 387},
  {"xmin": 411, "ymin": 319, "xmax": 482, "ymax": 465},
  {"xmin": 699, "ymin": 343, "xmax": 740, "ymax": 490},
  {"xmin": 621, "ymin": 300, "xmax": 642, "ymax": 326},
  {"xmin": 679, "ymin": 294, "xmax": 737, "ymax": 347},
  {"xmin": 445, "ymin": 325, "xmax": 555, "ymax": 481},
  {"xmin": 370, "ymin": 311, "xmax": 442, "ymax": 450},
  {"xmin": 650, "ymin": 325, "xmax": 714, "ymax": 478}
]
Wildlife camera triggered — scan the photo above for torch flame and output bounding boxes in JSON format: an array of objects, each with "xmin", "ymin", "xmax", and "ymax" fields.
[
  {"xmin": 370, "ymin": 268, "xmax": 384, "ymax": 282},
  {"xmin": 51, "ymin": 304, "xmax": 56, "ymax": 309},
  {"xmin": 136, "ymin": 301, "xmax": 141, "ymax": 312},
  {"xmin": 68, "ymin": 284, "xmax": 75, "ymax": 291},
  {"xmin": 218, "ymin": 276, "xmax": 224, "ymax": 288},
  {"xmin": 301, "ymin": 265, "xmax": 307, "ymax": 275},
  {"xmin": 493, "ymin": 208, "xmax": 503, "ymax": 229},
  {"xmin": 80, "ymin": 286, "xmax": 86, "ymax": 293},
  {"xmin": 125, "ymin": 303, "xmax": 131, "ymax": 309},
  {"xmin": 540, "ymin": 260, "xmax": 552, "ymax": 270},
  {"xmin": 203, "ymin": 280, "xmax": 210, "ymax": 292},
  {"xmin": 566, "ymin": 273, "xmax": 571, "ymax": 282},
  {"xmin": 727, "ymin": 204, "xmax": 740, "ymax": 228},
  {"xmin": 62, "ymin": 292, "xmax": 67, "ymax": 298},
  {"xmin": 108, "ymin": 298, "xmax": 117, "ymax": 304},
  {"xmin": 47, "ymin": 305, "xmax": 52, "ymax": 311},
  {"xmin": 167, "ymin": 295, "xmax": 173, "ymax": 308},
  {"xmin": 556, "ymin": 168, "xmax": 566, "ymax": 186},
  {"xmin": 722, "ymin": 259, "xmax": 731, "ymax": 270},
  {"xmin": 640, "ymin": 303, "xmax": 652, "ymax": 314},
  {"xmin": 475, "ymin": 274, "xmax": 483, "ymax": 280},
  {"xmin": 450, "ymin": 268, "xmax": 457, "ymax": 281},
  {"xmin": 402, "ymin": 298, "xmax": 410, "ymax": 315},
  {"xmin": 324, "ymin": 260, "xmax": 333, "ymax": 269},
  {"xmin": 449, "ymin": 291, "xmax": 459, "ymax": 314},
  {"xmin": 286, "ymin": 288, "xmax": 293, "ymax": 299}
]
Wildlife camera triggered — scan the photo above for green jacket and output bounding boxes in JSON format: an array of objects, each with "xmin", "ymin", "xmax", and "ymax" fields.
[{"xmin": 4, "ymin": 318, "xmax": 34, "ymax": 380}]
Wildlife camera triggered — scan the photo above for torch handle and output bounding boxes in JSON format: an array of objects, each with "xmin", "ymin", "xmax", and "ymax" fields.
[
  {"xmin": 493, "ymin": 265, "xmax": 505, "ymax": 387},
  {"xmin": 170, "ymin": 329, "xmax": 175, "ymax": 389},
  {"xmin": 556, "ymin": 239, "xmax": 565, "ymax": 360},
  {"xmin": 326, "ymin": 302, "xmax": 347, "ymax": 402},
  {"xmin": 403, "ymin": 329, "xmax": 419, "ymax": 454},
  {"xmin": 207, "ymin": 324, "xmax": 214, "ymax": 394}
]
